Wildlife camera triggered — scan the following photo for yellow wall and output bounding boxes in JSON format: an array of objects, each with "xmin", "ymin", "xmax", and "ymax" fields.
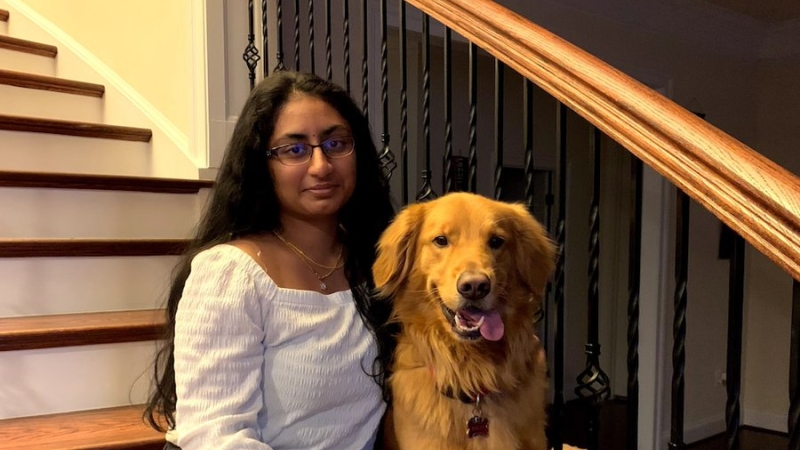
[{"xmin": 23, "ymin": 0, "xmax": 192, "ymax": 135}]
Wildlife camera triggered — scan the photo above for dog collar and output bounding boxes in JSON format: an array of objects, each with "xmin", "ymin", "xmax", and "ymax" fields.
[{"xmin": 441, "ymin": 385, "xmax": 489, "ymax": 404}]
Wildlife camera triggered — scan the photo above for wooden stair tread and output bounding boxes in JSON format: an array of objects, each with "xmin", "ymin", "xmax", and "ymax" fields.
[
  {"xmin": 0, "ymin": 170, "xmax": 215, "ymax": 193},
  {"xmin": 0, "ymin": 309, "xmax": 166, "ymax": 352},
  {"xmin": 0, "ymin": 114, "xmax": 152, "ymax": 142},
  {"xmin": 0, "ymin": 9, "xmax": 9, "ymax": 22},
  {"xmin": 0, "ymin": 35, "xmax": 57, "ymax": 58},
  {"xmin": 0, "ymin": 405, "xmax": 164, "ymax": 450},
  {"xmin": 0, "ymin": 238, "xmax": 190, "ymax": 257},
  {"xmin": 0, "ymin": 69, "xmax": 105, "ymax": 97}
]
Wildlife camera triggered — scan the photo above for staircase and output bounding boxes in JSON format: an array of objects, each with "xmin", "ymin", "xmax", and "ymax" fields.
[{"xmin": 0, "ymin": 6, "xmax": 211, "ymax": 449}]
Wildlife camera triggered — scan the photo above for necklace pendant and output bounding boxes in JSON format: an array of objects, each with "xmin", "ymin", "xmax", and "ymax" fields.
[
  {"xmin": 467, "ymin": 415, "xmax": 489, "ymax": 438},
  {"xmin": 319, "ymin": 281, "xmax": 328, "ymax": 291}
]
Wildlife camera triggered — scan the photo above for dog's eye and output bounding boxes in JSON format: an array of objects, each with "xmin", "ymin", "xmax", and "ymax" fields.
[
  {"xmin": 488, "ymin": 236, "xmax": 505, "ymax": 249},
  {"xmin": 433, "ymin": 236, "xmax": 449, "ymax": 247}
]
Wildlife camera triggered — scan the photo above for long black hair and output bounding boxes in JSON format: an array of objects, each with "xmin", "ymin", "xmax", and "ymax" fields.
[{"xmin": 144, "ymin": 71, "xmax": 397, "ymax": 431}]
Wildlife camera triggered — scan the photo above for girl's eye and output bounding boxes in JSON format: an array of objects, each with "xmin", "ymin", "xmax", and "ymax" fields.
[
  {"xmin": 433, "ymin": 236, "xmax": 448, "ymax": 247},
  {"xmin": 286, "ymin": 143, "xmax": 308, "ymax": 155},
  {"xmin": 488, "ymin": 236, "xmax": 505, "ymax": 249},
  {"xmin": 325, "ymin": 139, "xmax": 344, "ymax": 150}
]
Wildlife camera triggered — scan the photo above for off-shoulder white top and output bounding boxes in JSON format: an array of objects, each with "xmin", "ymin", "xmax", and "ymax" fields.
[{"xmin": 166, "ymin": 244, "xmax": 385, "ymax": 450}]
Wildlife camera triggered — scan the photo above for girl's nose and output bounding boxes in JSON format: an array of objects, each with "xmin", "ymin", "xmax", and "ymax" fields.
[{"xmin": 307, "ymin": 147, "xmax": 333, "ymax": 174}]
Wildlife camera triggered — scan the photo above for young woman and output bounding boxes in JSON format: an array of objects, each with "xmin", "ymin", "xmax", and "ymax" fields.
[{"xmin": 144, "ymin": 71, "xmax": 397, "ymax": 449}]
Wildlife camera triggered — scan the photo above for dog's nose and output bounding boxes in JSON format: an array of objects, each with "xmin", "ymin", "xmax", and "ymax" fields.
[{"xmin": 457, "ymin": 272, "xmax": 491, "ymax": 300}]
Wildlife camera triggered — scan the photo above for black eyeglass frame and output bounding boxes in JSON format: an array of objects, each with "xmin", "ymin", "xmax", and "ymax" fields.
[{"xmin": 266, "ymin": 136, "xmax": 355, "ymax": 166}]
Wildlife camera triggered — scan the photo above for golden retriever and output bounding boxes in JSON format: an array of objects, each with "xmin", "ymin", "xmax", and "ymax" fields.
[{"xmin": 374, "ymin": 192, "xmax": 558, "ymax": 450}]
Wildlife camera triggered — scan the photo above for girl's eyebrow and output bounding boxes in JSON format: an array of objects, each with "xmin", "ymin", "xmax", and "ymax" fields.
[{"xmin": 277, "ymin": 124, "xmax": 349, "ymax": 141}]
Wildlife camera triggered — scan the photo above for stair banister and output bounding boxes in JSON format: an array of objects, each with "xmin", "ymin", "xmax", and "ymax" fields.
[{"xmin": 406, "ymin": 0, "xmax": 800, "ymax": 281}]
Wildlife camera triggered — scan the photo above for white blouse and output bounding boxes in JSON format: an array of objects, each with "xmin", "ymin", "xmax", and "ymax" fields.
[{"xmin": 167, "ymin": 244, "xmax": 385, "ymax": 450}]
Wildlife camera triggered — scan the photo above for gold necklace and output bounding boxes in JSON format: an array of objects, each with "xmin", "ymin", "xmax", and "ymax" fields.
[
  {"xmin": 273, "ymin": 230, "xmax": 344, "ymax": 270},
  {"xmin": 273, "ymin": 230, "xmax": 343, "ymax": 291}
]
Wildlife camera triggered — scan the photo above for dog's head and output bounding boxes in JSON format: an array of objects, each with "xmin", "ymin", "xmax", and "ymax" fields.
[{"xmin": 374, "ymin": 192, "xmax": 556, "ymax": 343}]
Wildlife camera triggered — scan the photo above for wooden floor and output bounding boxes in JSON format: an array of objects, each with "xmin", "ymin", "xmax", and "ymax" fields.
[{"xmin": 556, "ymin": 398, "xmax": 788, "ymax": 450}]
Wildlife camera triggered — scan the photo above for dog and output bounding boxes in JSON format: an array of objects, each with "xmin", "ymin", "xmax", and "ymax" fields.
[{"xmin": 374, "ymin": 192, "xmax": 557, "ymax": 450}]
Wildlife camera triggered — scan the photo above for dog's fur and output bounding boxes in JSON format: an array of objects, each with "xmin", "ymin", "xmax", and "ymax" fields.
[{"xmin": 374, "ymin": 192, "xmax": 557, "ymax": 450}]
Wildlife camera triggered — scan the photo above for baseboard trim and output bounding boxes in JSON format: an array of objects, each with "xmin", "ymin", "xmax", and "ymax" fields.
[
  {"xmin": 743, "ymin": 409, "xmax": 787, "ymax": 433},
  {"xmin": 685, "ymin": 416, "xmax": 725, "ymax": 444}
]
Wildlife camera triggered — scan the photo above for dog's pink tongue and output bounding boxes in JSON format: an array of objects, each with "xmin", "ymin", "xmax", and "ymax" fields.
[{"xmin": 462, "ymin": 309, "xmax": 505, "ymax": 341}]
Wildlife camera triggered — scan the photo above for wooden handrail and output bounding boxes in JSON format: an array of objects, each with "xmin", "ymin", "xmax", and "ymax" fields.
[{"xmin": 408, "ymin": 0, "xmax": 800, "ymax": 281}]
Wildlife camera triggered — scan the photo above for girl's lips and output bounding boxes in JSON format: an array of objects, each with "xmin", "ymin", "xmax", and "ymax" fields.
[{"xmin": 306, "ymin": 184, "xmax": 337, "ymax": 195}]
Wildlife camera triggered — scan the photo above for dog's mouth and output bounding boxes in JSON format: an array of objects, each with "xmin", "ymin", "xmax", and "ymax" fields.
[{"xmin": 440, "ymin": 302, "xmax": 505, "ymax": 342}]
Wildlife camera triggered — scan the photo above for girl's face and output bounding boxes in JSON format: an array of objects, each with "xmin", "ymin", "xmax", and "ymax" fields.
[{"xmin": 267, "ymin": 94, "xmax": 357, "ymax": 223}]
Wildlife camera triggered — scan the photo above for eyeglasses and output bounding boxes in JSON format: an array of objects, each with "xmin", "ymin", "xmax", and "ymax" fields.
[{"xmin": 266, "ymin": 136, "xmax": 355, "ymax": 166}]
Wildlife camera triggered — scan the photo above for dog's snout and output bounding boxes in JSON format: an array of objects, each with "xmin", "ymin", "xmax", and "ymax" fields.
[{"xmin": 457, "ymin": 272, "xmax": 491, "ymax": 300}]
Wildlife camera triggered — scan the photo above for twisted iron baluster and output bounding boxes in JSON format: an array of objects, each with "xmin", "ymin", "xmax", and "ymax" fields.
[
  {"xmin": 308, "ymin": 0, "xmax": 315, "ymax": 74},
  {"xmin": 443, "ymin": 27, "xmax": 453, "ymax": 194},
  {"xmin": 669, "ymin": 190, "xmax": 689, "ymax": 450},
  {"xmin": 377, "ymin": 0, "xmax": 395, "ymax": 181},
  {"xmin": 399, "ymin": 0, "xmax": 408, "ymax": 205},
  {"xmin": 575, "ymin": 127, "xmax": 610, "ymax": 450},
  {"xmin": 293, "ymin": 0, "xmax": 300, "ymax": 70},
  {"xmin": 342, "ymin": 0, "xmax": 350, "ymax": 92},
  {"xmin": 243, "ymin": 0, "xmax": 261, "ymax": 91},
  {"xmin": 523, "ymin": 79, "xmax": 535, "ymax": 210},
  {"xmin": 274, "ymin": 0, "xmax": 285, "ymax": 71},
  {"xmin": 627, "ymin": 156, "xmax": 643, "ymax": 450},
  {"xmin": 360, "ymin": 0, "xmax": 368, "ymax": 122},
  {"xmin": 791, "ymin": 280, "xmax": 800, "ymax": 450},
  {"xmin": 324, "ymin": 0, "xmax": 332, "ymax": 80},
  {"xmin": 416, "ymin": 13, "xmax": 435, "ymax": 201},
  {"xmin": 262, "ymin": 0, "xmax": 269, "ymax": 76},
  {"xmin": 493, "ymin": 59, "xmax": 504, "ymax": 200},
  {"xmin": 467, "ymin": 43, "xmax": 478, "ymax": 193},
  {"xmin": 552, "ymin": 102, "xmax": 568, "ymax": 450}
]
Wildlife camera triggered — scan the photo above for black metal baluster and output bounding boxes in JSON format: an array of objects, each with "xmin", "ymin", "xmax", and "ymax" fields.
[
  {"xmin": 627, "ymin": 156, "xmax": 643, "ymax": 450},
  {"xmin": 467, "ymin": 43, "xmax": 478, "ymax": 193},
  {"xmin": 243, "ymin": 0, "xmax": 261, "ymax": 90},
  {"xmin": 575, "ymin": 127, "xmax": 611, "ymax": 450},
  {"xmin": 360, "ymin": 0, "xmax": 368, "ymax": 122},
  {"xmin": 725, "ymin": 233, "xmax": 745, "ymax": 450},
  {"xmin": 416, "ymin": 12, "xmax": 434, "ymax": 201},
  {"xmin": 443, "ymin": 27, "xmax": 454, "ymax": 194},
  {"xmin": 552, "ymin": 102, "xmax": 568, "ymax": 450},
  {"xmin": 275, "ymin": 0, "xmax": 285, "ymax": 71},
  {"xmin": 669, "ymin": 190, "xmax": 689, "ymax": 450},
  {"xmin": 262, "ymin": 0, "xmax": 269, "ymax": 76},
  {"xmin": 342, "ymin": 0, "xmax": 350, "ymax": 92},
  {"xmin": 493, "ymin": 59, "xmax": 504, "ymax": 200},
  {"xmin": 308, "ymin": 0, "xmax": 315, "ymax": 74},
  {"xmin": 398, "ymin": 0, "xmax": 408, "ymax": 205},
  {"xmin": 789, "ymin": 279, "xmax": 800, "ymax": 450},
  {"xmin": 293, "ymin": 0, "xmax": 300, "ymax": 70},
  {"xmin": 377, "ymin": 0, "xmax": 395, "ymax": 181},
  {"xmin": 544, "ymin": 169, "xmax": 554, "ymax": 359},
  {"xmin": 523, "ymin": 79, "xmax": 535, "ymax": 210},
  {"xmin": 324, "ymin": 0, "xmax": 332, "ymax": 80}
]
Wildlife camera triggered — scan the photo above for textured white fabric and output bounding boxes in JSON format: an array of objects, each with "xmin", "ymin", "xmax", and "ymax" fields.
[{"xmin": 167, "ymin": 244, "xmax": 385, "ymax": 450}]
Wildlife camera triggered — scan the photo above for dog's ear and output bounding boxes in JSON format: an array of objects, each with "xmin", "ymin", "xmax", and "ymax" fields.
[
  {"xmin": 507, "ymin": 204, "xmax": 557, "ymax": 298},
  {"xmin": 373, "ymin": 201, "xmax": 427, "ymax": 298}
]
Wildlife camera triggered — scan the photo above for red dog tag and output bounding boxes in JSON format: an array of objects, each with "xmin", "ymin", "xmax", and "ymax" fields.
[{"xmin": 467, "ymin": 415, "xmax": 489, "ymax": 438}]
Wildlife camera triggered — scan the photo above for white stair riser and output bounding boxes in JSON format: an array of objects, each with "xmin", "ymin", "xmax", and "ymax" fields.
[
  {"xmin": 0, "ymin": 187, "xmax": 208, "ymax": 239},
  {"xmin": 0, "ymin": 256, "xmax": 180, "ymax": 317},
  {"xmin": 0, "ymin": 47, "xmax": 55, "ymax": 76},
  {"xmin": 0, "ymin": 130, "xmax": 161, "ymax": 177},
  {"xmin": 0, "ymin": 84, "xmax": 103, "ymax": 123},
  {"xmin": 0, "ymin": 341, "xmax": 158, "ymax": 419}
]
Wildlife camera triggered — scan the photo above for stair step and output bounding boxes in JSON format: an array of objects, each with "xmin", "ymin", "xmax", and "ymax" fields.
[
  {"xmin": 0, "ymin": 35, "xmax": 57, "ymax": 58},
  {"xmin": 0, "ymin": 69, "xmax": 104, "ymax": 97},
  {"xmin": 0, "ymin": 239, "xmax": 190, "ymax": 257},
  {"xmin": 0, "ymin": 309, "xmax": 165, "ymax": 352},
  {"xmin": 0, "ymin": 405, "xmax": 164, "ymax": 450},
  {"xmin": 0, "ymin": 114, "xmax": 151, "ymax": 142},
  {"xmin": 0, "ymin": 9, "xmax": 8, "ymax": 22},
  {"xmin": 0, "ymin": 170, "xmax": 214, "ymax": 193}
]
